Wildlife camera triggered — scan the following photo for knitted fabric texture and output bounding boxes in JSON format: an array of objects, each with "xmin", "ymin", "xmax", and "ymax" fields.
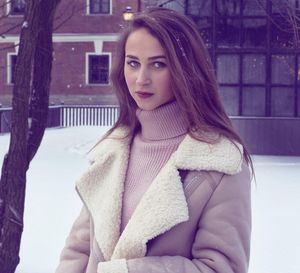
[{"xmin": 120, "ymin": 101, "xmax": 188, "ymax": 231}]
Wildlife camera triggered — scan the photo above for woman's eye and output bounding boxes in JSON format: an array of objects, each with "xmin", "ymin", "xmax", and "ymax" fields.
[
  {"xmin": 153, "ymin": 62, "xmax": 166, "ymax": 69},
  {"xmin": 127, "ymin": 60, "xmax": 139, "ymax": 68}
]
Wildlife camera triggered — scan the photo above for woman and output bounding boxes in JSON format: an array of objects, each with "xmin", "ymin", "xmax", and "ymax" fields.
[{"xmin": 56, "ymin": 7, "xmax": 252, "ymax": 273}]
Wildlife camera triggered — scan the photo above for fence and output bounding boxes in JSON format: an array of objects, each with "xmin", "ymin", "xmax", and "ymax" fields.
[
  {"xmin": 61, "ymin": 105, "xmax": 119, "ymax": 127},
  {"xmin": 2, "ymin": 105, "xmax": 300, "ymax": 155},
  {"xmin": 0, "ymin": 105, "xmax": 119, "ymax": 134}
]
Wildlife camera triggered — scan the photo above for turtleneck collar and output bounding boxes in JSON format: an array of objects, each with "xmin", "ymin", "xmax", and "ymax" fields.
[{"xmin": 136, "ymin": 100, "xmax": 188, "ymax": 141}]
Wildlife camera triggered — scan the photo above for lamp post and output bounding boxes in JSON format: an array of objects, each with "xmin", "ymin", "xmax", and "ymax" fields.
[
  {"xmin": 123, "ymin": 6, "xmax": 134, "ymax": 21},
  {"xmin": 122, "ymin": 0, "xmax": 141, "ymax": 21}
]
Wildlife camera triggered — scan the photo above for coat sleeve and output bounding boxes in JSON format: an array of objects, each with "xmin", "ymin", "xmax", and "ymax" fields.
[
  {"xmin": 97, "ymin": 163, "xmax": 252, "ymax": 273},
  {"xmin": 55, "ymin": 206, "xmax": 91, "ymax": 273}
]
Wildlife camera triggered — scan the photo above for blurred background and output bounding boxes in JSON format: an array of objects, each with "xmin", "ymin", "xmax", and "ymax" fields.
[{"xmin": 1, "ymin": 0, "xmax": 300, "ymax": 155}]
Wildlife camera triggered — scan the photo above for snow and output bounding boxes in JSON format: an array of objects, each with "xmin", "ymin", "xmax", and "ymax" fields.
[{"xmin": 0, "ymin": 126, "xmax": 300, "ymax": 273}]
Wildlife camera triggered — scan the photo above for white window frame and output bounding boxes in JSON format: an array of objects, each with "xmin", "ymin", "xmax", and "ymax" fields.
[
  {"xmin": 7, "ymin": 53, "xmax": 18, "ymax": 85},
  {"xmin": 6, "ymin": 0, "xmax": 26, "ymax": 16},
  {"xmin": 86, "ymin": 0, "xmax": 112, "ymax": 15},
  {"xmin": 85, "ymin": 52, "xmax": 111, "ymax": 86}
]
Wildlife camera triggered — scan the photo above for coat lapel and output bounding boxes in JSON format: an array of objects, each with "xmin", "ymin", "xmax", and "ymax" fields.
[
  {"xmin": 112, "ymin": 156, "xmax": 188, "ymax": 259},
  {"xmin": 174, "ymin": 133, "xmax": 243, "ymax": 174},
  {"xmin": 76, "ymin": 128, "xmax": 244, "ymax": 261},
  {"xmin": 76, "ymin": 127, "xmax": 131, "ymax": 261}
]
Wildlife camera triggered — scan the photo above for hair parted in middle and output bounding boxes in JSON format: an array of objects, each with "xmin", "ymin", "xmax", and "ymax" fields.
[{"xmin": 107, "ymin": 7, "xmax": 252, "ymax": 165}]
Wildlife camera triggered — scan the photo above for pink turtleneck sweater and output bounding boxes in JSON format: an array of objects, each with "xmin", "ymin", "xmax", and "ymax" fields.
[{"xmin": 120, "ymin": 101, "xmax": 188, "ymax": 232}]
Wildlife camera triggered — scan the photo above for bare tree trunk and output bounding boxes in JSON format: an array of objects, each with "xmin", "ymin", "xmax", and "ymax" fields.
[
  {"xmin": 0, "ymin": 0, "xmax": 60, "ymax": 272},
  {"xmin": 0, "ymin": 1, "xmax": 38, "ymax": 270},
  {"xmin": 27, "ymin": 0, "xmax": 59, "ymax": 162}
]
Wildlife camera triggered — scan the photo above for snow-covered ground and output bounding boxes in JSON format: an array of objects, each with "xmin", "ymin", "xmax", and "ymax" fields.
[{"xmin": 0, "ymin": 126, "xmax": 299, "ymax": 273}]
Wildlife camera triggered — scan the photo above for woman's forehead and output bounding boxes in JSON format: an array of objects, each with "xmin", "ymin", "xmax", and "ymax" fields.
[{"xmin": 125, "ymin": 28, "xmax": 165, "ymax": 56}]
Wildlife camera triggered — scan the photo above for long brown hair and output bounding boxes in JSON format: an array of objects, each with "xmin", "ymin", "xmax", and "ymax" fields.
[{"xmin": 106, "ymin": 7, "xmax": 252, "ymax": 169}]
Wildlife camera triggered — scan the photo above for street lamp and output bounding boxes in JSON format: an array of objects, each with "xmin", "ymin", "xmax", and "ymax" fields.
[
  {"xmin": 122, "ymin": 0, "xmax": 141, "ymax": 21},
  {"xmin": 123, "ymin": 6, "xmax": 134, "ymax": 21}
]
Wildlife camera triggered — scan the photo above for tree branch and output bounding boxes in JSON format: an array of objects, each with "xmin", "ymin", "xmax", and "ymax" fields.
[
  {"xmin": 0, "ymin": 22, "xmax": 23, "ymax": 38},
  {"xmin": 0, "ymin": 43, "xmax": 19, "ymax": 51},
  {"xmin": 53, "ymin": 0, "xmax": 86, "ymax": 31}
]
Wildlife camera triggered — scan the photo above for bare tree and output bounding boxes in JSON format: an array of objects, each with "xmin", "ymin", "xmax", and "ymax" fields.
[
  {"xmin": 145, "ymin": 0, "xmax": 184, "ymax": 10},
  {"xmin": 148, "ymin": 0, "xmax": 300, "ymax": 47},
  {"xmin": 231, "ymin": 0, "xmax": 299, "ymax": 47},
  {"xmin": 0, "ymin": 0, "xmax": 23, "ymax": 40},
  {"xmin": 267, "ymin": 0, "xmax": 300, "ymax": 47},
  {"xmin": 0, "ymin": 0, "xmax": 61, "ymax": 272},
  {"xmin": 0, "ymin": 0, "xmax": 86, "ymax": 52}
]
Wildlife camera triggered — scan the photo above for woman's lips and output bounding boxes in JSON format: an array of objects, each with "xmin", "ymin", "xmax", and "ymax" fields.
[{"xmin": 135, "ymin": 91, "xmax": 154, "ymax": 99}]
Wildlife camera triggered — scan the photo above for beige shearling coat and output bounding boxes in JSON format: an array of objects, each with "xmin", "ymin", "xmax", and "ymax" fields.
[{"xmin": 56, "ymin": 127, "xmax": 251, "ymax": 273}]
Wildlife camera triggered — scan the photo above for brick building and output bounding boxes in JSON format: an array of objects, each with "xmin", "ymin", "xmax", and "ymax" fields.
[
  {"xmin": 1, "ymin": 0, "xmax": 300, "ymax": 154},
  {"xmin": 0, "ymin": 0, "xmax": 143, "ymax": 106}
]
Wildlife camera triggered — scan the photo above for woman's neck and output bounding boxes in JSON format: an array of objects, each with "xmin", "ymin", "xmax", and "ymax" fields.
[{"xmin": 136, "ymin": 100, "xmax": 188, "ymax": 141}]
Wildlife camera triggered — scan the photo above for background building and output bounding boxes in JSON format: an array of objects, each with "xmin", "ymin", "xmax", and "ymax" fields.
[
  {"xmin": 1, "ymin": 0, "xmax": 299, "ymax": 154},
  {"xmin": 0, "ymin": 0, "xmax": 140, "ymax": 105},
  {"xmin": 152, "ymin": 0, "xmax": 300, "ymax": 155}
]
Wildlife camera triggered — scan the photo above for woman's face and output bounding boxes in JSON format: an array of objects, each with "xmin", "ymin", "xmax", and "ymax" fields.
[{"xmin": 124, "ymin": 28, "xmax": 174, "ymax": 111}]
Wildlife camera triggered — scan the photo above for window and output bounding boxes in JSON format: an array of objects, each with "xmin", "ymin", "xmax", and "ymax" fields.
[
  {"xmin": 186, "ymin": 0, "xmax": 299, "ymax": 117},
  {"xmin": 216, "ymin": 18, "xmax": 241, "ymax": 48},
  {"xmin": 217, "ymin": 54, "xmax": 239, "ymax": 84},
  {"xmin": 298, "ymin": 56, "xmax": 300, "ymax": 85},
  {"xmin": 298, "ymin": 86, "xmax": 300, "ymax": 117},
  {"xmin": 187, "ymin": 0, "xmax": 211, "ymax": 16},
  {"xmin": 187, "ymin": 1, "xmax": 212, "ymax": 47},
  {"xmin": 271, "ymin": 87, "xmax": 295, "ymax": 116},
  {"xmin": 242, "ymin": 87, "xmax": 266, "ymax": 116},
  {"xmin": 243, "ymin": 0, "xmax": 266, "ymax": 16},
  {"xmin": 270, "ymin": 55, "xmax": 296, "ymax": 116},
  {"xmin": 87, "ymin": 54, "xmax": 110, "ymax": 85},
  {"xmin": 271, "ymin": 55, "xmax": 295, "ymax": 85},
  {"xmin": 242, "ymin": 19, "xmax": 267, "ymax": 48},
  {"xmin": 298, "ymin": 55, "xmax": 300, "ymax": 116},
  {"xmin": 271, "ymin": 0, "xmax": 299, "ymax": 13},
  {"xmin": 271, "ymin": 15, "xmax": 296, "ymax": 49},
  {"xmin": 8, "ymin": 54, "xmax": 17, "ymax": 84},
  {"xmin": 197, "ymin": 17, "xmax": 212, "ymax": 47},
  {"xmin": 10, "ymin": 0, "xmax": 26, "ymax": 15},
  {"xmin": 216, "ymin": 0, "xmax": 240, "ymax": 16},
  {"xmin": 217, "ymin": 55, "xmax": 240, "ymax": 116},
  {"xmin": 158, "ymin": 0, "xmax": 185, "ymax": 12},
  {"xmin": 242, "ymin": 55, "xmax": 266, "ymax": 84},
  {"xmin": 89, "ymin": 0, "xmax": 110, "ymax": 14},
  {"xmin": 242, "ymin": 55, "xmax": 266, "ymax": 116},
  {"xmin": 219, "ymin": 86, "xmax": 239, "ymax": 116}
]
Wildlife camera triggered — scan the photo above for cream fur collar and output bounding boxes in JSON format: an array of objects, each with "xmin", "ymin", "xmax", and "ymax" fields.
[{"xmin": 76, "ymin": 127, "xmax": 243, "ymax": 261}]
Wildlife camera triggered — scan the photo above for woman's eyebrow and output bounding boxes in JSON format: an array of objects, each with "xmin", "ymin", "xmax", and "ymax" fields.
[
  {"xmin": 125, "ymin": 55, "xmax": 166, "ymax": 60},
  {"xmin": 126, "ymin": 55, "xmax": 138, "ymax": 59},
  {"xmin": 148, "ymin": 55, "xmax": 166, "ymax": 60}
]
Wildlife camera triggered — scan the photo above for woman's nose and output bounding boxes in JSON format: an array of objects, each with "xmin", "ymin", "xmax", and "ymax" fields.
[{"xmin": 136, "ymin": 69, "xmax": 151, "ymax": 86}]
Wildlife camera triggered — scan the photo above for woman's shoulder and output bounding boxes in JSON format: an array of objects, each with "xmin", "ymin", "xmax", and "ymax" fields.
[{"xmin": 182, "ymin": 160, "xmax": 251, "ymax": 197}]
